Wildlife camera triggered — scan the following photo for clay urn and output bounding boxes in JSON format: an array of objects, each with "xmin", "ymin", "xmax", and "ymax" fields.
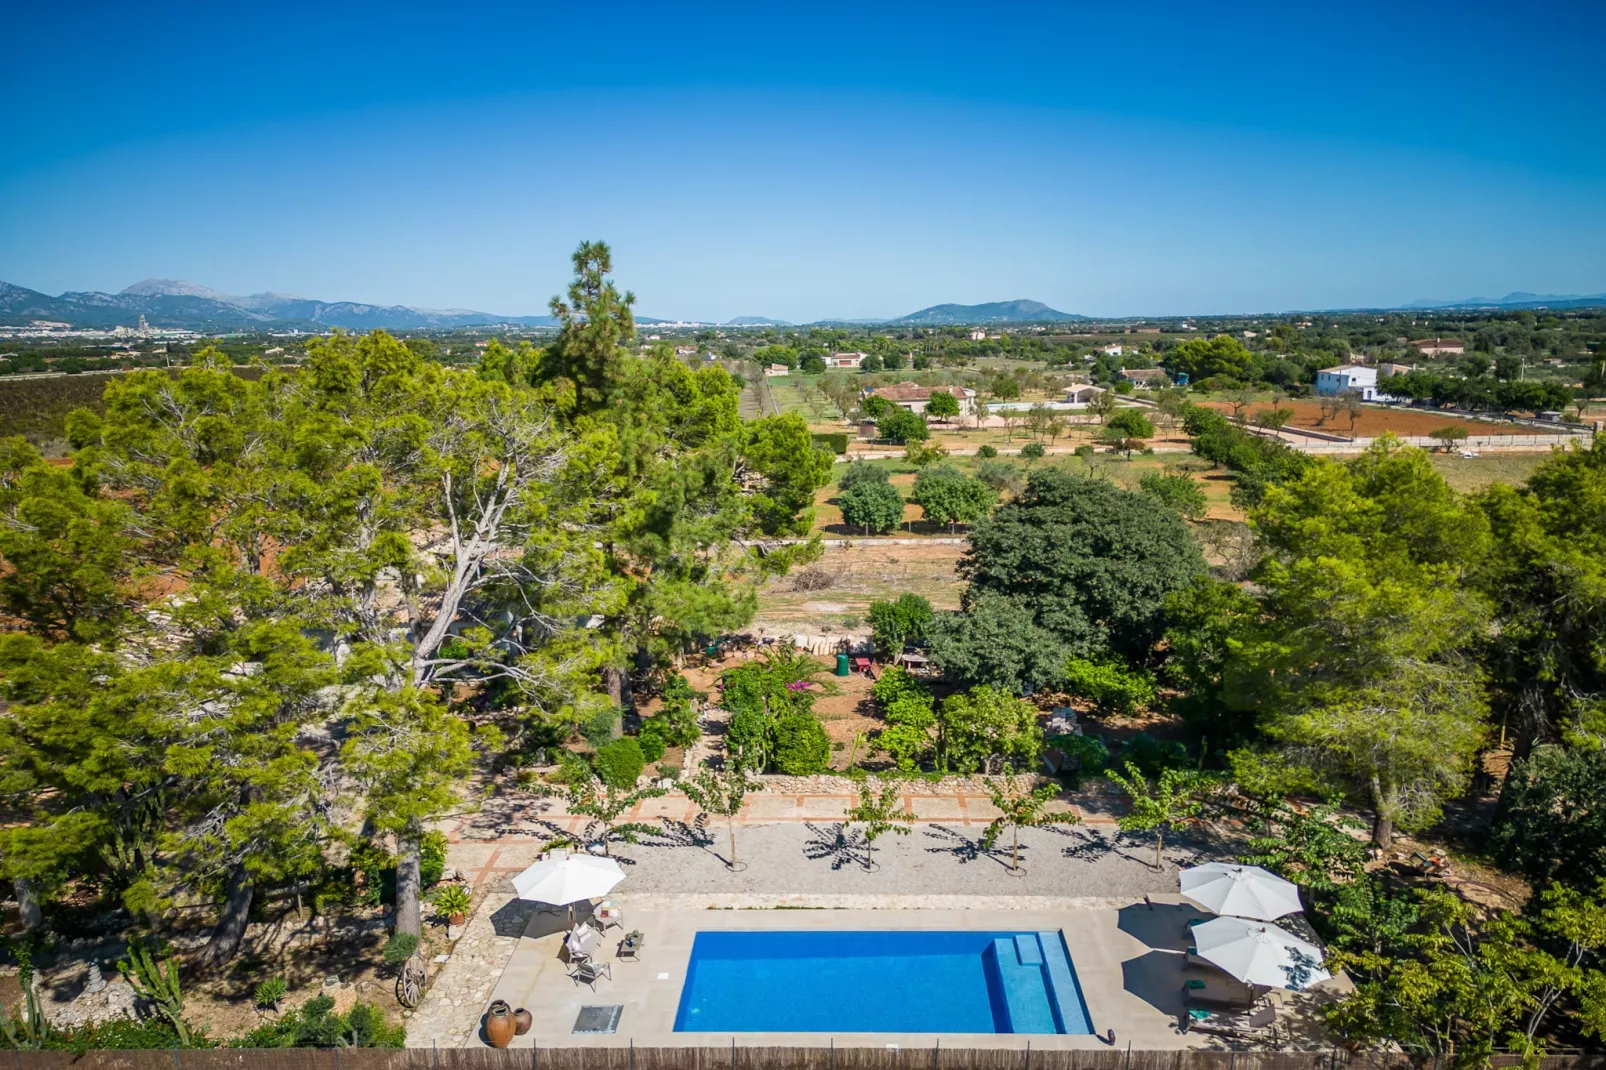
[
  {"xmin": 514, "ymin": 1007, "xmax": 533, "ymax": 1035},
  {"xmin": 484, "ymin": 1000, "xmax": 516, "ymax": 1048}
]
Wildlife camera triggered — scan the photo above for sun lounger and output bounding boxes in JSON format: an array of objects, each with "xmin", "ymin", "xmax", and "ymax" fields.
[
  {"xmin": 1183, "ymin": 1003, "xmax": 1276, "ymax": 1039},
  {"xmin": 1182, "ymin": 974, "xmax": 1258, "ymax": 1009}
]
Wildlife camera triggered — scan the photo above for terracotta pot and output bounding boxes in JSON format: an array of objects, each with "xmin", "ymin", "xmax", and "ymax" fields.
[
  {"xmin": 448, "ymin": 913, "xmax": 467, "ymax": 927},
  {"xmin": 514, "ymin": 1008, "xmax": 533, "ymax": 1035},
  {"xmin": 484, "ymin": 1000, "xmax": 516, "ymax": 1048}
]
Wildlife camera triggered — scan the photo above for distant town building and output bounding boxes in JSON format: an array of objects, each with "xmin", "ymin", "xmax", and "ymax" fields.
[
  {"xmin": 674, "ymin": 345, "xmax": 698, "ymax": 357},
  {"xmin": 968, "ymin": 329, "xmax": 987, "ymax": 341},
  {"xmin": 1118, "ymin": 368, "xmax": 1172, "ymax": 387},
  {"xmin": 825, "ymin": 352, "xmax": 867, "ymax": 369},
  {"xmin": 1409, "ymin": 337, "xmax": 1466, "ymax": 356},
  {"xmin": 1101, "ymin": 343, "xmax": 1125, "ymax": 356},
  {"xmin": 868, "ymin": 381, "xmax": 976, "ymax": 416},
  {"xmin": 765, "ymin": 363, "xmax": 790, "ymax": 377},
  {"xmin": 1316, "ymin": 364, "xmax": 1390, "ymax": 401}
]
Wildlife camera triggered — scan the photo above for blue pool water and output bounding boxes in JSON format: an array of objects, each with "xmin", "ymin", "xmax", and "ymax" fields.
[{"xmin": 672, "ymin": 930, "xmax": 1093, "ymax": 1035}]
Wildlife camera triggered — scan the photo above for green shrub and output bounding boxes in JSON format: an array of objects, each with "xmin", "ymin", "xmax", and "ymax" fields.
[
  {"xmin": 47, "ymin": 1018, "xmax": 198, "ymax": 1052},
  {"xmin": 636, "ymin": 728, "xmax": 667, "ymax": 763},
  {"xmin": 839, "ymin": 481, "xmax": 904, "ymax": 534},
  {"xmin": 233, "ymin": 995, "xmax": 404, "ymax": 1049},
  {"xmin": 1020, "ymin": 442, "xmax": 1046, "ymax": 460},
  {"xmin": 1062, "ymin": 657, "xmax": 1158, "ymax": 715},
  {"xmin": 580, "ymin": 708, "xmax": 621, "ymax": 749},
  {"xmin": 872, "ymin": 665, "xmax": 926, "ymax": 706},
  {"xmin": 877, "ymin": 723, "xmax": 931, "ymax": 772},
  {"xmin": 977, "ymin": 444, "xmax": 998, "ymax": 459},
  {"xmin": 254, "ymin": 977, "xmax": 288, "ymax": 1010},
  {"xmin": 381, "ymin": 933, "xmax": 419, "ymax": 965},
  {"xmin": 975, "ymin": 460, "xmax": 1021, "ymax": 491},
  {"xmin": 773, "ymin": 712, "xmax": 832, "ymax": 774},
  {"xmin": 657, "ymin": 763, "xmax": 681, "ymax": 780},
  {"xmin": 812, "ymin": 432, "xmax": 849, "ymax": 455},
  {"xmin": 837, "ymin": 461, "xmax": 889, "ymax": 492},
  {"xmin": 593, "ymin": 737, "xmax": 646, "ymax": 789},
  {"xmin": 1047, "ymin": 734, "xmax": 1110, "ymax": 788},
  {"xmin": 419, "ymin": 830, "xmax": 448, "ymax": 887},
  {"xmin": 432, "ymin": 883, "xmax": 472, "ymax": 917},
  {"xmin": 725, "ymin": 708, "xmax": 775, "ymax": 769},
  {"xmin": 1120, "ymin": 732, "xmax": 1189, "ymax": 777},
  {"xmin": 868, "ymin": 594, "xmax": 934, "ymax": 656},
  {"xmin": 876, "ymin": 407, "xmax": 928, "ymax": 444}
]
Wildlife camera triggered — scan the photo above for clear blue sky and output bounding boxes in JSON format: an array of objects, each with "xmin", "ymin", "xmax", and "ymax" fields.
[{"xmin": 3, "ymin": 0, "xmax": 1603, "ymax": 321}]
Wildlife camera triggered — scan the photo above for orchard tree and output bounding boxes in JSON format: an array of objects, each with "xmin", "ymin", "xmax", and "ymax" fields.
[
  {"xmin": 911, "ymin": 465, "xmax": 996, "ymax": 532},
  {"xmin": 980, "ymin": 778, "xmax": 1079, "ymax": 874},
  {"xmin": 924, "ymin": 390, "xmax": 961, "ymax": 422},
  {"xmin": 877, "ymin": 407, "xmax": 929, "ymax": 444},
  {"xmin": 681, "ymin": 763, "xmax": 763, "ymax": 871},
  {"xmin": 1106, "ymin": 762, "xmax": 1214, "ymax": 869},
  {"xmin": 839, "ymin": 480, "xmax": 904, "ymax": 535}
]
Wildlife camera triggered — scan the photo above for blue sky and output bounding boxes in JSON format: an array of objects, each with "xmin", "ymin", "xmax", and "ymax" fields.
[{"xmin": 2, "ymin": 1, "xmax": 1603, "ymax": 321}]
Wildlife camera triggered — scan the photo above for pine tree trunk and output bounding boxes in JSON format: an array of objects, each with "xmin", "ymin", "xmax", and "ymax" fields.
[
  {"xmin": 199, "ymin": 863, "xmax": 253, "ymax": 971},
  {"xmin": 395, "ymin": 823, "xmax": 423, "ymax": 939},
  {"xmin": 14, "ymin": 878, "xmax": 42, "ymax": 933},
  {"xmin": 1370, "ymin": 776, "xmax": 1396, "ymax": 848},
  {"xmin": 603, "ymin": 666, "xmax": 625, "ymax": 719}
]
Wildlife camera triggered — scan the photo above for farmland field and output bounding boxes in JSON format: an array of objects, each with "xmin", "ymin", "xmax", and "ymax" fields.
[{"xmin": 1202, "ymin": 398, "xmax": 1546, "ymax": 438}]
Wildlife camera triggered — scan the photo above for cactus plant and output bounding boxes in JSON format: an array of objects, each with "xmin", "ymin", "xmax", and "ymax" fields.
[{"xmin": 119, "ymin": 937, "xmax": 191, "ymax": 1045}]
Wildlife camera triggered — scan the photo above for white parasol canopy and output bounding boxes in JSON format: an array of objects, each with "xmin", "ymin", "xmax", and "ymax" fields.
[
  {"xmin": 1190, "ymin": 916, "xmax": 1331, "ymax": 991},
  {"xmin": 1180, "ymin": 863, "xmax": 1304, "ymax": 921},
  {"xmin": 512, "ymin": 853, "xmax": 625, "ymax": 907}
]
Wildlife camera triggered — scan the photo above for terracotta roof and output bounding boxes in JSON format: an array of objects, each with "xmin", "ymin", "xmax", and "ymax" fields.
[
  {"xmin": 1409, "ymin": 338, "xmax": 1464, "ymax": 347},
  {"xmin": 1120, "ymin": 368, "xmax": 1170, "ymax": 379},
  {"xmin": 870, "ymin": 382, "xmax": 970, "ymax": 402}
]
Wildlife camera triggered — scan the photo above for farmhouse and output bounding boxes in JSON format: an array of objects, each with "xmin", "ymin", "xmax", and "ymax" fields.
[
  {"xmin": 764, "ymin": 363, "xmax": 789, "ymax": 377},
  {"xmin": 1064, "ymin": 384, "xmax": 1106, "ymax": 403},
  {"xmin": 1316, "ymin": 364, "xmax": 1391, "ymax": 402},
  {"xmin": 869, "ymin": 381, "xmax": 977, "ymax": 416},
  {"xmin": 1410, "ymin": 337, "xmax": 1466, "ymax": 356},
  {"xmin": 825, "ymin": 352, "xmax": 867, "ymax": 368},
  {"xmin": 1118, "ymin": 368, "xmax": 1171, "ymax": 387},
  {"xmin": 1100, "ymin": 343, "xmax": 1125, "ymax": 356}
]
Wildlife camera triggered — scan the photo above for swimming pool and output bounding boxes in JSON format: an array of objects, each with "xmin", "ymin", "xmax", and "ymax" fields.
[{"xmin": 673, "ymin": 930, "xmax": 1092, "ymax": 1035}]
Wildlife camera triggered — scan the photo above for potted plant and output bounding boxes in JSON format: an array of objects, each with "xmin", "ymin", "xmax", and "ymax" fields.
[{"xmin": 434, "ymin": 883, "xmax": 473, "ymax": 927}]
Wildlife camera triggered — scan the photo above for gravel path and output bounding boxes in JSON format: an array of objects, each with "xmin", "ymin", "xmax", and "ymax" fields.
[{"xmin": 593, "ymin": 819, "xmax": 1230, "ymax": 898}]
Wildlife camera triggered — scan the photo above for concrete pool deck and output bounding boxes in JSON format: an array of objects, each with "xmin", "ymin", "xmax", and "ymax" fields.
[{"xmin": 472, "ymin": 895, "xmax": 1265, "ymax": 1051}]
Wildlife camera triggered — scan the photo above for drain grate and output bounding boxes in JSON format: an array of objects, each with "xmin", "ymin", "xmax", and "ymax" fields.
[{"xmin": 573, "ymin": 1005, "xmax": 623, "ymax": 1034}]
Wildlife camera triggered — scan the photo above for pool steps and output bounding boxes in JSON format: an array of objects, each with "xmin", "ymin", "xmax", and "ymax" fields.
[{"xmin": 981, "ymin": 933, "xmax": 1094, "ymax": 1035}]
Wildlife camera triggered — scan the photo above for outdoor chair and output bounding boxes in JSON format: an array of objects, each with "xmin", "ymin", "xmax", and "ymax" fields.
[
  {"xmin": 1184, "ymin": 1004, "xmax": 1275, "ymax": 1039},
  {"xmin": 569, "ymin": 959, "xmax": 612, "ymax": 990}
]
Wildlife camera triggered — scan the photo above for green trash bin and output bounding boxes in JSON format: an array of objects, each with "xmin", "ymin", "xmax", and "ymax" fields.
[{"xmin": 834, "ymin": 653, "xmax": 851, "ymax": 677}]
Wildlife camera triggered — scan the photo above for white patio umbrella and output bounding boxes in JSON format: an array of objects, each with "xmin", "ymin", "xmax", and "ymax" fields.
[
  {"xmin": 512, "ymin": 854, "xmax": 625, "ymax": 923},
  {"xmin": 1190, "ymin": 916, "xmax": 1332, "ymax": 991},
  {"xmin": 1180, "ymin": 862, "xmax": 1304, "ymax": 921}
]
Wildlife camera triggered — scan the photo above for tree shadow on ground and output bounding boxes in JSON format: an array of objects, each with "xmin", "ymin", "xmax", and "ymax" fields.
[
  {"xmin": 921, "ymin": 824, "xmax": 1014, "ymax": 869},
  {"xmin": 644, "ymin": 816, "xmax": 715, "ymax": 851},
  {"xmin": 802, "ymin": 821, "xmax": 869, "ymax": 871}
]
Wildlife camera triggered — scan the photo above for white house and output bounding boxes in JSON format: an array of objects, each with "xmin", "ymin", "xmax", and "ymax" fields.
[
  {"xmin": 1064, "ymin": 384, "xmax": 1106, "ymax": 404},
  {"xmin": 764, "ymin": 363, "xmax": 790, "ymax": 377},
  {"xmin": 968, "ymin": 329, "xmax": 987, "ymax": 341},
  {"xmin": 825, "ymin": 352, "xmax": 866, "ymax": 369},
  {"xmin": 1101, "ymin": 343, "xmax": 1125, "ymax": 356},
  {"xmin": 1315, "ymin": 364, "xmax": 1389, "ymax": 401}
]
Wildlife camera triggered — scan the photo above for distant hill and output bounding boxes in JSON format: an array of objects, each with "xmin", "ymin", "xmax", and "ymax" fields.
[
  {"xmin": 889, "ymin": 299, "xmax": 1088, "ymax": 325},
  {"xmin": 726, "ymin": 316, "xmax": 790, "ymax": 326},
  {"xmin": 0, "ymin": 278, "xmax": 559, "ymax": 331},
  {"xmin": 1406, "ymin": 291, "xmax": 1606, "ymax": 310}
]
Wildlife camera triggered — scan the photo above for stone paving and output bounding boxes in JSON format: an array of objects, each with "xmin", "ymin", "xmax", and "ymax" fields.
[{"xmin": 404, "ymin": 782, "xmax": 1221, "ymax": 1049}]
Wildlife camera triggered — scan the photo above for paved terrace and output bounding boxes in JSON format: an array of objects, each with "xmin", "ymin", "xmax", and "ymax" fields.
[{"xmin": 408, "ymin": 787, "xmax": 1264, "ymax": 1049}]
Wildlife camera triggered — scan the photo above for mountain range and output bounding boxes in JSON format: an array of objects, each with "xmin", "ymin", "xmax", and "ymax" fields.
[
  {"xmin": 1406, "ymin": 291, "xmax": 1606, "ymax": 310},
  {"xmin": 888, "ymin": 299, "xmax": 1088, "ymax": 324},
  {"xmin": 0, "ymin": 279, "xmax": 560, "ymax": 331}
]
